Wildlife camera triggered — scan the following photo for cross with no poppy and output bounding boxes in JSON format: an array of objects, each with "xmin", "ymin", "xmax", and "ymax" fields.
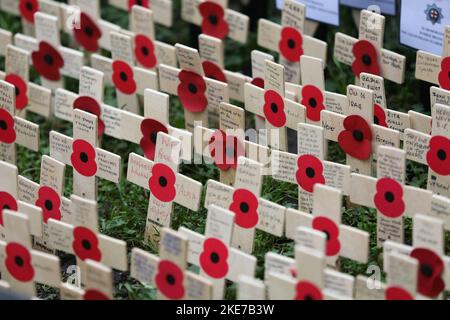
[
  {"xmin": 334, "ymin": 9, "xmax": 406, "ymax": 84},
  {"xmin": 126, "ymin": 132, "xmax": 202, "ymax": 246},
  {"xmin": 178, "ymin": 204, "xmax": 257, "ymax": 299},
  {"xmin": 131, "ymin": 227, "xmax": 213, "ymax": 300},
  {"xmin": 257, "ymin": 0, "xmax": 327, "ymax": 83},
  {"xmin": 236, "ymin": 275, "xmax": 266, "ymax": 300},
  {"xmin": 108, "ymin": 0, "xmax": 173, "ymax": 28}
]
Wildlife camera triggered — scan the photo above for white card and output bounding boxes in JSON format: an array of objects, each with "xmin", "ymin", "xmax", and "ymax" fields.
[
  {"xmin": 341, "ymin": 0, "xmax": 396, "ymax": 15},
  {"xmin": 276, "ymin": 0, "xmax": 339, "ymax": 26}
]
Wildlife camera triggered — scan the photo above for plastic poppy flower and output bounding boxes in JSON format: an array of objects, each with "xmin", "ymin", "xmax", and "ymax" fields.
[
  {"xmin": 128, "ymin": 0, "xmax": 149, "ymax": 11},
  {"xmin": 351, "ymin": 40, "xmax": 380, "ymax": 78},
  {"xmin": 263, "ymin": 90, "xmax": 286, "ymax": 128},
  {"xmin": 373, "ymin": 178, "xmax": 405, "ymax": 218},
  {"xmin": 312, "ymin": 216, "xmax": 341, "ymax": 256},
  {"xmin": 438, "ymin": 57, "xmax": 450, "ymax": 91},
  {"xmin": 295, "ymin": 155, "xmax": 325, "ymax": 193},
  {"xmin": 149, "ymin": 163, "xmax": 177, "ymax": 202},
  {"xmin": 199, "ymin": 1, "xmax": 229, "ymax": 40},
  {"xmin": 199, "ymin": 237, "xmax": 229, "ymax": 279},
  {"xmin": 229, "ymin": 188, "xmax": 259, "ymax": 229},
  {"xmin": 410, "ymin": 248, "xmax": 445, "ymax": 298},
  {"xmin": 251, "ymin": 77, "xmax": 264, "ymax": 88},
  {"xmin": 73, "ymin": 96, "xmax": 105, "ymax": 137},
  {"xmin": 35, "ymin": 186, "xmax": 61, "ymax": 224},
  {"xmin": 31, "ymin": 41, "xmax": 64, "ymax": 81},
  {"xmin": 0, "ymin": 108, "xmax": 16, "ymax": 144},
  {"xmin": 373, "ymin": 104, "xmax": 388, "ymax": 127},
  {"xmin": 73, "ymin": 12, "xmax": 102, "ymax": 53},
  {"xmin": 84, "ymin": 290, "xmax": 110, "ymax": 300},
  {"xmin": 71, "ymin": 139, "xmax": 98, "ymax": 177},
  {"xmin": 19, "ymin": 0, "xmax": 39, "ymax": 23},
  {"xmin": 140, "ymin": 119, "xmax": 168, "ymax": 160},
  {"xmin": 426, "ymin": 135, "xmax": 450, "ymax": 176},
  {"xmin": 177, "ymin": 70, "xmax": 208, "ymax": 113},
  {"xmin": 72, "ymin": 226, "xmax": 102, "ymax": 262},
  {"xmin": 202, "ymin": 61, "xmax": 227, "ymax": 83},
  {"xmin": 385, "ymin": 287, "xmax": 414, "ymax": 300},
  {"xmin": 134, "ymin": 34, "xmax": 157, "ymax": 69},
  {"xmin": 295, "ymin": 281, "xmax": 323, "ymax": 300},
  {"xmin": 208, "ymin": 130, "xmax": 245, "ymax": 171},
  {"xmin": 155, "ymin": 260, "xmax": 185, "ymax": 300},
  {"xmin": 301, "ymin": 85, "xmax": 325, "ymax": 122},
  {"xmin": 0, "ymin": 192, "xmax": 18, "ymax": 226},
  {"xmin": 5, "ymin": 74, "xmax": 28, "ymax": 110},
  {"xmin": 278, "ymin": 27, "xmax": 303, "ymax": 63},
  {"xmin": 5, "ymin": 242, "xmax": 35, "ymax": 282},
  {"xmin": 112, "ymin": 60, "xmax": 137, "ymax": 95},
  {"xmin": 338, "ymin": 115, "xmax": 372, "ymax": 160}
]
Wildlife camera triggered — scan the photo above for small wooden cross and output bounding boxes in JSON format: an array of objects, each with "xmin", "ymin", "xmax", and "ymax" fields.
[
  {"xmin": 334, "ymin": 9, "xmax": 406, "ymax": 84},
  {"xmin": 236, "ymin": 275, "xmax": 266, "ymax": 300},
  {"xmin": 131, "ymin": 227, "xmax": 213, "ymax": 300},
  {"xmin": 109, "ymin": 0, "xmax": 173, "ymax": 28}
]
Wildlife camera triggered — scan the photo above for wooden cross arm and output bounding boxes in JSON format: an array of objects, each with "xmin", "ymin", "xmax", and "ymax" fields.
[
  {"xmin": 386, "ymin": 251, "xmax": 418, "ymax": 296},
  {"xmin": 403, "ymin": 128, "xmax": 430, "ymax": 165},
  {"xmin": 415, "ymin": 50, "xmax": 443, "ymax": 85},
  {"xmin": 110, "ymin": 0, "xmax": 173, "ymax": 27},
  {"xmin": 0, "ymin": 28, "xmax": 12, "ymax": 56},
  {"xmin": 237, "ymin": 275, "xmax": 266, "ymax": 300}
]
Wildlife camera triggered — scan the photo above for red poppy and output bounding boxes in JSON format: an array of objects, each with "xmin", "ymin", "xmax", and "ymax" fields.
[
  {"xmin": 70, "ymin": 139, "xmax": 98, "ymax": 177},
  {"xmin": 410, "ymin": 248, "xmax": 445, "ymax": 298},
  {"xmin": 5, "ymin": 74, "xmax": 28, "ymax": 110},
  {"xmin": 0, "ymin": 108, "xmax": 16, "ymax": 144},
  {"xmin": 229, "ymin": 188, "xmax": 259, "ymax": 229},
  {"xmin": 251, "ymin": 77, "xmax": 264, "ymax": 88},
  {"xmin": 438, "ymin": 57, "xmax": 450, "ymax": 91},
  {"xmin": 295, "ymin": 281, "xmax": 323, "ymax": 300},
  {"xmin": 73, "ymin": 96, "xmax": 105, "ymax": 137},
  {"xmin": 426, "ymin": 135, "xmax": 450, "ymax": 176},
  {"xmin": 35, "ymin": 186, "xmax": 61, "ymax": 224},
  {"xmin": 31, "ymin": 41, "xmax": 64, "ymax": 81},
  {"xmin": 352, "ymin": 40, "xmax": 380, "ymax": 78},
  {"xmin": 208, "ymin": 130, "xmax": 245, "ymax": 171},
  {"xmin": 112, "ymin": 60, "xmax": 137, "ymax": 95},
  {"xmin": 0, "ymin": 192, "xmax": 18, "ymax": 226},
  {"xmin": 373, "ymin": 178, "xmax": 405, "ymax": 218},
  {"xmin": 202, "ymin": 61, "xmax": 227, "ymax": 83},
  {"xmin": 263, "ymin": 90, "xmax": 286, "ymax": 128},
  {"xmin": 73, "ymin": 12, "xmax": 102, "ymax": 53},
  {"xmin": 199, "ymin": 237, "xmax": 229, "ymax": 279},
  {"xmin": 198, "ymin": 1, "xmax": 229, "ymax": 40},
  {"xmin": 155, "ymin": 260, "xmax": 185, "ymax": 300},
  {"xmin": 385, "ymin": 287, "xmax": 414, "ymax": 300},
  {"xmin": 338, "ymin": 115, "xmax": 372, "ymax": 160},
  {"xmin": 5, "ymin": 242, "xmax": 34, "ymax": 282},
  {"xmin": 140, "ymin": 119, "xmax": 168, "ymax": 160},
  {"xmin": 295, "ymin": 155, "xmax": 325, "ymax": 193},
  {"xmin": 301, "ymin": 85, "xmax": 325, "ymax": 122},
  {"xmin": 177, "ymin": 70, "xmax": 208, "ymax": 113},
  {"xmin": 134, "ymin": 35, "xmax": 157, "ymax": 69},
  {"xmin": 128, "ymin": 0, "xmax": 149, "ymax": 11},
  {"xmin": 148, "ymin": 163, "xmax": 176, "ymax": 202},
  {"xmin": 374, "ymin": 104, "xmax": 388, "ymax": 127},
  {"xmin": 72, "ymin": 226, "xmax": 102, "ymax": 262},
  {"xmin": 278, "ymin": 27, "xmax": 303, "ymax": 63},
  {"xmin": 19, "ymin": 0, "xmax": 39, "ymax": 23},
  {"xmin": 84, "ymin": 289, "xmax": 110, "ymax": 300},
  {"xmin": 312, "ymin": 216, "xmax": 341, "ymax": 256}
]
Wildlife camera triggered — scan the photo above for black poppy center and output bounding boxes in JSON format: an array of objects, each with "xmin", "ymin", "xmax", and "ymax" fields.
[
  {"xmin": 159, "ymin": 176, "xmax": 168, "ymax": 187},
  {"xmin": 15, "ymin": 256, "xmax": 24, "ymax": 267},
  {"xmin": 448, "ymin": 71, "xmax": 450, "ymax": 79},
  {"xmin": 25, "ymin": 1, "xmax": 33, "ymax": 11},
  {"xmin": 420, "ymin": 264, "xmax": 433, "ymax": 278},
  {"xmin": 384, "ymin": 191, "xmax": 395, "ymax": 203},
  {"xmin": 0, "ymin": 120, "xmax": 7, "ymax": 130},
  {"xmin": 84, "ymin": 26, "xmax": 94, "ymax": 37},
  {"xmin": 240, "ymin": 202, "xmax": 249, "ymax": 213},
  {"xmin": 287, "ymin": 39, "xmax": 296, "ymax": 49},
  {"xmin": 120, "ymin": 72, "xmax": 128, "ymax": 82},
  {"xmin": 188, "ymin": 83, "xmax": 197, "ymax": 94},
  {"xmin": 208, "ymin": 15, "xmax": 218, "ymax": 26},
  {"xmin": 3, "ymin": 205, "xmax": 10, "ymax": 210},
  {"xmin": 362, "ymin": 54, "xmax": 372, "ymax": 66},
  {"xmin": 15, "ymin": 86, "xmax": 20, "ymax": 97},
  {"xmin": 305, "ymin": 167, "xmax": 315, "ymax": 178},
  {"xmin": 270, "ymin": 102, "xmax": 278, "ymax": 114},
  {"xmin": 150, "ymin": 132, "xmax": 158, "ymax": 144},
  {"xmin": 353, "ymin": 130, "xmax": 364, "ymax": 142},
  {"xmin": 82, "ymin": 239, "xmax": 92, "ymax": 250},
  {"xmin": 210, "ymin": 252, "xmax": 220, "ymax": 264},
  {"xmin": 308, "ymin": 98, "xmax": 317, "ymax": 108},
  {"xmin": 44, "ymin": 54, "xmax": 54, "ymax": 66},
  {"xmin": 44, "ymin": 200, "xmax": 53, "ymax": 211},
  {"xmin": 166, "ymin": 274, "xmax": 176, "ymax": 285},
  {"xmin": 323, "ymin": 230, "xmax": 330, "ymax": 241},
  {"xmin": 136, "ymin": 0, "xmax": 143, "ymax": 5},
  {"xmin": 437, "ymin": 149, "xmax": 447, "ymax": 161},
  {"xmin": 141, "ymin": 46, "xmax": 149, "ymax": 56},
  {"xmin": 374, "ymin": 115, "xmax": 379, "ymax": 125},
  {"xmin": 304, "ymin": 295, "xmax": 315, "ymax": 300},
  {"xmin": 80, "ymin": 152, "xmax": 89, "ymax": 163}
]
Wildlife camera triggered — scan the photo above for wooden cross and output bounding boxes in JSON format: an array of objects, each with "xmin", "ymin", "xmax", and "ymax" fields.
[
  {"xmin": 49, "ymin": 109, "xmax": 122, "ymax": 200},
  {"xmin": 158, "ymin": 43, "xmax": 229, "ymax": 130},
  {"xmin": 244, "ymin": 59, "xmax": 306, "ymax": 151},
  {"xmin": 181, "ymin": 0, "xmax": 249, "ymax": 44},
  {"xmin": 236, "ymin": 275, "xmax": 266, "ymax": 300},
  {"xmin": 204, "ymin": 156, "xmax": 286, "ymax": 253},
  {"xmin": 178, "ymin": 204, "xmax": 257, "ymax": 299},
  {"xmin": 257, "ymin": 0, "xmax": 327, "ymax": 83},
  {"xmin": 334, "ymin": 9, "xmax": 406, "ymax": 84},
  {"xmin": 131, "ymin": 227, "xmax": 213, "ymax": 300},
  {"xmin": 126, "ymin": 132, "xmax": 202, "ymax": 246},
  {"xmin": 108, "ymin": 0, "xmax": 173, "ymax": 28},
  {"xmin": 271, "ymin": 122, "xmax": 351, "ymax": 213}
]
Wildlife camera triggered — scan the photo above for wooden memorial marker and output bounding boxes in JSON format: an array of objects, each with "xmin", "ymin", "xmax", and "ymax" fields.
[
  {"xmin": 204, "ymin": 156, "xmax": 286, "ymax": 253},
  {"xmin": 334, "ymin": 9, "xmax": 406, "ymax": 84},
  {"xmin": 178, "ymin": 204, "xmax": 257, "ymax": 299},
  {"xmin": 257, "ymin": 0, "xmax": 327, "ymax": 83},
  {"xmin": 244, "ymin": 59, "xmax": 306, "ymax": 151},
  {"xmin": 271, "ymin": 122, "xmax": 351, "ymax": 213},
  {"xmin": 236, "ymin": 275, "xmax": 266, "ymax": 300},
  {"xmin": 158, "ymin": 43, "xmax": 229, "ymax": 130},
  {"xmin": 49, "ymin": 109, "xmax": 122, "ymax": 200},
  {"xmin": 131, "ymin": 227, "xmax": 213, "ymax": 300},
  {"xmin": 109, "ymin": 0, "xmax": 173, "ymax": 28},
  {"xmin": 126, "ymin": 132, "xmax": 202, "ymax": 246}
]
